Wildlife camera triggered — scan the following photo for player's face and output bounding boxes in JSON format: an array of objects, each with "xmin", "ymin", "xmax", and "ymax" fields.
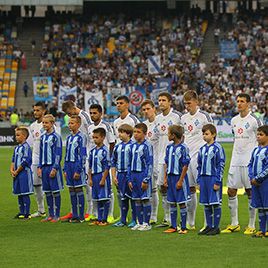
[
  {"xmin": 256, "ymin": 131, "xmax": 268, "ymax": 146},
  {"xmin": 158, "ymin": 96, "xmax": 171, "ymax": 112},
  {"xmin": 133, "ymin": 128, "xmax": 146, "ymax": 143},
  {"xmin": 90, "ymin": 109, "xmax": 102, "ymax": 123},
  {"xmin": 116, "ymin": 100, "xmax": 129, "ymax": 113},
  {"xmin": 142, "ymin": 104, "xmax": 156, "ymax": 120},
  {"xmin": 68, "ymin": 118, "xmax": 80, "ymax": 133},
  {"xmin": 42, "ymin": 118, "xmax": 53, "ymax": 132},
  {"xmin": 66, "ymin": 107, "xmax": 77, "ymax": 117},
  {"xmin": 33, "ymin": 106, "xmax": 45, "ymax": 120},
  {"xmin": 184, "ymin": 99, "xmax": 198, "ymax": 114},
  {"xmin": 118, "ymin": 131, "xmax": 130, "ymax": 142},
  {"xmin": 92, "ymin": 133, "xmax": 104, "ymax": 146},
  {"xmin": 15, "ymin": 131, "xmax": 25, "ymax": 144},
  {"xmin": 236, "ymin": 97, "xmax": 249, "ymax": 113},
  {"xmin": 203, "ymin": 130, "xmax": 216, "ymax": 144}
]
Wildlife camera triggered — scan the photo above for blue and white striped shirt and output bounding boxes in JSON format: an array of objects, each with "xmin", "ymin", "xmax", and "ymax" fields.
[
  {"xmin": 64, "ymin": 131, "xmax": 87, "ymax": 173},
  {"xmin": 164, "ymin": 143, "xmax": 190, "ymax": 175},
  {"xmin": 12, "ymin": 142, "xmax": 32, "ymax": 170},
  {"xmin": 39, "ymin": 131, "xmax": 62, "ymax": 170},
  {"xmin": 89, "ymin": 145, "xmax": 110, "ymax": 174},
  {"xmin": 111, "ymin": 140, "xmax": 133, "ymax": 172},
  {"xmin": 248, "ymin": 145, "xmax": 268, "ymax": 184},
  {"xmin": 197, "ymin": 142, "xmax": 225, "ymax": 184},
  {"xmin": 128, "ymin": 140, "xmax": 153, "ymax": 183}
]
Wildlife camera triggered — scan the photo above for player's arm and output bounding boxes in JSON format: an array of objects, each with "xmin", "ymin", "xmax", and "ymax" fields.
[
  {"xmin": 142, "ymin": 145, "xmax": 153, "ymax": 191},
  {"xmin": 50, "ymin": 135, "xmax": 62, "ymax": 178},
  {"xmin": 214, "ymin": 145, "xmax": 225, "ymax": 190},
  {"xmin": 248, "ymin": 149, "xmax": 256, "ymax": 184},
  {"xmin": 177, "ymin": 146, "xmax": 190, "ymax": 189},
  {"xmin": 127, "ymin": 145, "xmax": 133, "ymax": 190},
  {"xmin": 107, "ymin": 123, "xmax": 116, "ymax": 155},
  {"xmin": 74, "ymin": 136, "xmax": 87, "ymax": 180},
  {"xmin": 111, "ymin": 146, "xmax": 118, "ymax": 186},
  {"xmin": 196, "ymin": 149, "xmax": 202, "ymax": 184},
  {"xmin": 254, "ymin": 149, "xmax": 268, "ymax": 184},
  {"xmin": 163, "ymin": 146, "xmax": 169, "ymax": 188},
  {"xmin": 15, "ymin": 145, "xmax": 32, "ymax": 176},
  {"xmin": 100, "ymin": 149, "xmax": 110, "ymax": 186},
  {"xmin": 177, "ymin": 165, "xmax": 188, "ymax": 190},
  {"xmin": 37, "ymin": 137, "xmax": 43, "ymax": 177},
  {"xmin": 10, "ymin": 163, "xmax": 16, "ymax": 178}
]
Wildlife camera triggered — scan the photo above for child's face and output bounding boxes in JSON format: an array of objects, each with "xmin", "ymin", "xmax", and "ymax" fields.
[
  {"xmin": 68, "ymin": 118, "xmax": 80, "ymax": 133},
  {"xmin": 257, "ymin": 131, "xmax": 268, "ymax": 146},
  {"xmin": 119, "ymin": 131, "xmax": 130, "ymax": 142},
  {"xmin": 203, "ymin": 130, "xmax": 216, "ymax": 144},
  {"xmin": 168, "ymin": 130, "xmax": 175, "ymax": 141},
  {"xmin": 184, "ymin": 98, "xmax": 198, "ymax": 114},
  {"xmin": 92, "ymin": 133, "xmax": 104, "ymax": 146},
  {"xmin": 133, "ymin": 128, "xmax": 146, "ymax": 142},
  {"xmin": 89, "ymin": 108, "xmax": 102, "ymax": 123},
  {"xmin": 15, "ymin": 131, "xmax": 26, "ymax": 144},
  {"xmin": 42, "ymin": 118, "xmax": 53, "ymax": 132}
]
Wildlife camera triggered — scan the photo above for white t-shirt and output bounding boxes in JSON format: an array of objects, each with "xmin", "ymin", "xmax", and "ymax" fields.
[
  {"xmin": 181, "ymin": 109, "xmax": 213, "ymax": 157},
  {"xmin": 155, "ymin": 108, "xmax": 182, "ymax": 164},
  {"xmin": 230, "ymin": 112, "xmax": 263, "ymax": 166}
]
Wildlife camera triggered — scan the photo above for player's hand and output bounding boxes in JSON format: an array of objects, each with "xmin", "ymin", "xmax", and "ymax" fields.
[
  {"xmin": 113, "ymin": 177, "xmax": 118, "ymax": 188},
  {"xmin": 141, "ymin": 182, "xmax": 148, "ymax": 191},
  {"xmin": 213, "ymin": 184, "xmax": 220, "ymax": 191},
  {"xmin": 11, "ymin": 170, "xmax": 16, "ymax": 178},
  {"xmin": 37, "ymin": 168, "xmax": 42, "ymax": 178},
  {"xmin": 89, "ymin": 179, "xmax": 93, "ymax": 187},
  {"xmin": 49, "ymin": 168, "xmax": 57, "ymax": 178},
  {"xmin": 196, "ymin": 184, "xmax": 200, "ymax": 191},
  {"xmin": 63, "ymin": 172, "xmax": 67, "ymax": 180},
  {"xmin": 163, "ymin": 179, "xmax": 168, "ymax": 188},
  {"xmin": 176, "ymin": 180, "xmax": 183, "ymax": 190},
  {"xmin": 251, "ymin": 179, "xmax": 260, "ymax": 186},
  {"xmin": 99, "ymin": 179, "xmax": 105, "ymax": 187},
  {"xmin": 73, "ymin": 172, "xmax": 80, "ymax": 180},
  {"xmin": 128, "ymin": 182, "xmax": 133, "ymax": 191}
]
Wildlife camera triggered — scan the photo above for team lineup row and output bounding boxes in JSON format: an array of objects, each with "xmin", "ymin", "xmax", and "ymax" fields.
[{"xmin": 10, "ymin": 90, "xmax": 268, "ymax": 237}]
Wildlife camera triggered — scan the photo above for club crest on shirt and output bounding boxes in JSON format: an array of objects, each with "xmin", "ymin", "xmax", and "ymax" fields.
[
  {"xmin": 245, "ymin": 122, "xmax": 250, "ymax": 129},
  {"xmin": 238, "ymin": 128, "xmax": 243, "ymax": 134},
  {"xmin": 161, "ymin": 125, "xmax": 166, "ymax": 131},
  {"xmin": 148, "ymin": 131, "xmax": 152, "ymax": 138},
  {"xmin": 188, "ymin": 125, "xmax": 193, "ymax": 132},
  {"xmin": 168, "ymin": 120, "xmax": 173, "ymax": 126},
  {"xmin": 194, "ymin": 119, "xmax": 199, "ymax": 126}
]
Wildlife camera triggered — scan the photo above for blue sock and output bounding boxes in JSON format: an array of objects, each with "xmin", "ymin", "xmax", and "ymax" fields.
[
  {"xmin": 205, "ymin": 206, "xmax": 213, "ymax": 228},
  {"xmin": 135, "ymin": 202, "xmax": 143, "ymax": 224},
  {"xmin": 22, "ymin": 195, "xmax": 30, "ymax": 215},
  {"xmin": 170, "ymin": 204, "xmax": 177, "ymax": 229},
  {"xmin": 76, "ymin": 191, "xmax": 85, "ymax": 220},
  {"xmin": 259, "ymin": 209, "xmax": 266, "ymax": 234},
  {"xmin": 97, "ymin": 201, "xmax": 104, "ymax": 222},
  {"xmin": 70, "ymin": 191, "xmax": 78, "ymax": 218},
  {"xmin": 131, "ymin": 199, "xmax": 136, "ymax": 222},
  {"xmin": 180, "ymin": 207, "xmax": 187, "ymax": 231},
  {"xmin": 18, "ymin": 196, "xmax": 24, "ymax": 214},
  {"xmin": 265, "ymin": 210, "xmax": 268, "ymax": 231},
  {"xmin": 46, "ymin": 192, "xmax": 54, "ymax": 217},
  {"xmin": 121, "ymin": 199, "xmax": 129, "ymax": 224},
  {"xmin": 213, "ymin": 205, "xmax": 221, "ymax": 228},
  {"xmin": 143, "ymin": 200, "xmax": 151, "ymax": 224},
  {"xmin": 103, "ymin": 200, "xmax": 110, "ymax": 222},
  {"xmin": 53, "ymin": 192, "xmax": 61, "ymax": 218}
]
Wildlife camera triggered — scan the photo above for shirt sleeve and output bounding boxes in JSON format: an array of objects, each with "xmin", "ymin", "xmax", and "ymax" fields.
[
  {"xmin": 21, "ymin": 144, "xmax": 32, "ymax": 168},
  {"xmin": 52, "ymin": 135, "xmax": 62, "ymax": 170},
  {"xmin": 111, "ymin": 145, "xmax": 117, "ymax": 168},
  {"xmin": 255, "ymin": 149, "xmax": 268, "ymax": 184},
  {"xmin": 75, "ymin": 135, "xmax": 87, "ymax": 174},
  {"xmin": 248, "ymin": 149, "xmax": 255, "ymax": 180},
  {"xmin": 143, "ymin": 144, "xmax": 153, "ymax": 183},
  {"xmin": 102, "ymin": 149, "xmax": 110, "ymax": 171},
  {"xmin": 38, "ymin": 137, "xmax": 43, "ymax": 168},
  {"xmin": 215, "ymin": 145, "xmax": 225, "ymax": 184}
]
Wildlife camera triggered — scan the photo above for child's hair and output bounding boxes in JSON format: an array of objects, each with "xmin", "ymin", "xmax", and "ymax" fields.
[
  {"xmin": 158, "ymin": 92, "xmax": 172, "ymax": 102},
  {"xmin": 168, "ymin": 125, "xmax": 184, "ymax": 139},
  {"xmin": 70, "ymin": 115, "xmax": 81, "ymax": 125},
  {"xmin": 43, "ymin": 114, "xmax": 55, "ymax": 124},
  {"xmin": 118, "ymin": 124, "xmax": 133, "ymax": 137},
  {"xmin": 116, "ymin": 95, "xmax": 130, "ymax": 103},
  {"xmin": 90, "ymin": 104, "xmax": 103, "ymax": 113},
  {"xmin": 183, "ymin": 90, "xmax": 198, "ymax": 101},
  {"xmin": 15, "ymin": 126, "xmax": 29, "ymax": 139},
  {"xmin": 34, "ymin": 101, "xmax": 46, "ymax": 110},
  {"xmin": 202, "ymin": 124, "xmax": 217, "ymax": 136},
  {"xmin": 134, "ymin": 123, "xmax": 148, "ymax": 134},
  {"xmin": 93, "ymin": 127, "xmax": 106, "ymax": 137},
  {"xmin": 62, "ymin": 100, "xmax": 75, "ymax": 113},
  {"xmin": 257, "ymin": 125, "xmax": 268, "ymax": 136},
  {"xmin": 237, "ymin": 93, "xmax": 251, "ymax": 102},
  {"xmin": 141, "ymin": 99, "xmax": 155, "ymax": 108}
]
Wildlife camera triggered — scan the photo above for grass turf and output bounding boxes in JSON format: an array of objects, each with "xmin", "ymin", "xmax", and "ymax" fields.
[{"xmin": 0, "ymin": 144, "xmax": 267, "ymax": 268}]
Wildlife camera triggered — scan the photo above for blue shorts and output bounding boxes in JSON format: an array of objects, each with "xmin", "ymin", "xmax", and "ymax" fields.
[
  {"xmin": 13, "ymin": 167, "xmax": 34, "ymax": 195},
  {"xmin": 199, "ymin": 175, "xmax": 222, "ymax": 205},
  {"xmin": 167, "ymin": 174, "xmax": 191, "ymax": 204},
  {"xmin": 41, "ymin": 165, "xmax": 63, "ymax": 193},
  {"xmin": 130, "ymin": 171, "xmax": 152, "ymax": 201},
  {"xmin": 117, "ymin": 172, "xmax": 132, "ymax": 200},
  {"xmin": 92, "ymin": 173, "xmax": 111, "ymax": 201},
  {"xmin": 64, "ymin": 162, "xmax": 87, "ymax": 188},
  {"xmin": 251, "ymin": 179, "xmax": 268, "ymax": 209}
]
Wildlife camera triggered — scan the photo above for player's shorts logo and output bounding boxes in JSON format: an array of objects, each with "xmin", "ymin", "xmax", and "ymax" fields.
[
  {"xmin": 238, "ymin": 128, "xmax": 243, "ymax": 134},
  {"xmin": 188, "ymin": 125, "xmax": 193, "ymax": 132}
]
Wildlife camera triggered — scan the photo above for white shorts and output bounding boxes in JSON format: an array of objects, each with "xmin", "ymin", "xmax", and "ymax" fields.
[
  {"xmin": 227, "ymin": 166, "xmax": 251, "ymax": 189},
  {"xmin": 187, "ymin": 155, "xmax": 198, "ymax": 187},
  {"xmin": 32, "ymin": 164, "xmax": 42, "ymax": 186},
  {"xmin": 157, "ymin": 164, "xmax": 165, "ymax": 186},
  {"xmin": 152, "ymin": 166, "xmax": 158, "ymax": 191}
]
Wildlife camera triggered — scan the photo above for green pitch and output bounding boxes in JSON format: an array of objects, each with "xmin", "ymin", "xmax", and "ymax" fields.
[{"xmin": 0, "ymin": 145, "xmax": 266, "ymax": 268}]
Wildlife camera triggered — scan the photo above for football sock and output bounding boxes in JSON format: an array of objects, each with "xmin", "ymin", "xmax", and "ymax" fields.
[
  {"xmin": 97, "ymin": 201, "xmax": 104, "ymax": 222},
  {"xmin": 22, "ymin": 195, "xmax": 30, "ymax": 215},
  {"xmin": 187, "ymin": 192, "xmax": 197, "ymax": 227},
  {"xmin": 151, "ymin": 188, "xmax": 159, "ymax": 222},
  {"xmin": 143, "ymin": 200, "xmax": 151, "ymax": 224},
  {"xmin": 34, "ymin": 185, "xmax": 45, "ymax": 213},
  {"xmin": 93, "ymin": 201, "xmax": 98, "ymax": 218},
  {"xmin": 180, "ymin": 207, "xmax": 187, "ymax": 230},
  {"xmin": 135, "ymin": 201, "xmax": 143, "ymax": 225},
  {"xmin": 258, "ymin": 209, "xmax": 266, "ymax": 234},
  {"xmin": 108, "ymin": 191, "xmax": 114, "ymax": 217},
  {"xmin": 205, "ymin": 206, "xmax": 213, "ymax": 228},
  {"xmin": 248, "ymin": 198, "xmax": 256, "ymax": 228},
  {"xmin": 77, "ymin": 191, "xmax": 85, "ymax": 219},
  {"xmin": 228, "ymin": 195, "xmax": 239, "ymax": 226},
  {"xmin": 103, "ymin": 200, "xmax": 110, "ymax": 222},
  {"xmin": 117, "ymin": 191, "xmax": 122, "ymax": 216},
  {"xmin": 265, "ymin": 209, "xmax": 268, "ymax": 230},
  {"xmin": 213, "ymin": 205, "xmax": 221, "ymax": 228},
  {"xmin": 130, "ymin": 199, "xmax": 137, "ymax": 222},
  {"xmin": 85, "ymin": 184, "xmax": 92, "ymax": 215},
  {"xmin": 53, "ymin": 192, "xmax": 61, "ymax": 218},
  {"xmin": 70, "ymin": 191, "xmax": 78, "ymax": 218},
  {"xmin": 46, "ymin": 192, "xmax": 54, "ymax": 217},
  {"xmin": 162, "ymin": 193, "xmax": 170, "ymax": 222},
  {"xmin": 18, "ymin": 195, "xmax": 24, "ymax": 214},
  {"xmin": 121, "ymin": 199, "xmax": 129, "ymax": 224},
  {"xmin": 170, "ymin": 204, "xmax": 177, "ymax": 229}
]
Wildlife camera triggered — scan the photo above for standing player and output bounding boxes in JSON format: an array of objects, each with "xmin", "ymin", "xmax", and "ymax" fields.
[
  {"xmin": 88, "ymin": 104, "xmax": 116, "ymax": 223},
  {"xmin": 181, "ymin": 90, "xmax": 213, "ymax": 230},
  {"xmin": 222, "ymin": 93, "xmax": 263, "ymax": 234},
  {"xmin": 29, "ymin": 102, "xmax": 46, "ymax": 218},
  {"xmin": 155, "ymin": 92, "xmax": 182, "ymax": 227},
  {"xmin": 61, "ymin": 100, "xmax": 92, "ymax": 221},
  {"xmin": 141, "ymin": 99, "xmax": 159, "ymax": 224},
  {"xmin": 11, "ymin": 127, "xmax": 33, "ymax": 219}
]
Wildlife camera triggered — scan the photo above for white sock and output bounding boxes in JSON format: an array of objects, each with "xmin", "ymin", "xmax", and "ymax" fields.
[
  {"xmin": 34, "ymin": 185, "xmax": 45, "ymax": 213},
  {"xmin": 108, "ymin": 191, "xmax": 114, "ymax": 217},
  {"xmin": 150, "ymin": 189, "xmax": 159, "ymax": 222},
  {"xmin": 93, "ymin": 201, "xmax": 98, "ymax": 217},
  {"xmin": 203, "ymin": 209, "xmax": 207, "ymax": 227},
  {"xmin": 85, "ymin": 184, "xmax": 93, "ymax": 215},
  {"xmin": 228, "ymin": 195, "xmax": 239, "ymax": 226},
  {"xmin": 187, "ymin": 193, "xmax": 197, "ymax": 227},
  {"xmin": 248, "ymin": 198, "xmax": 256, "ymax": 228},
  {"xmin": 162, "ymin": 193, "xmax": 170, "ymax": 222}
]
